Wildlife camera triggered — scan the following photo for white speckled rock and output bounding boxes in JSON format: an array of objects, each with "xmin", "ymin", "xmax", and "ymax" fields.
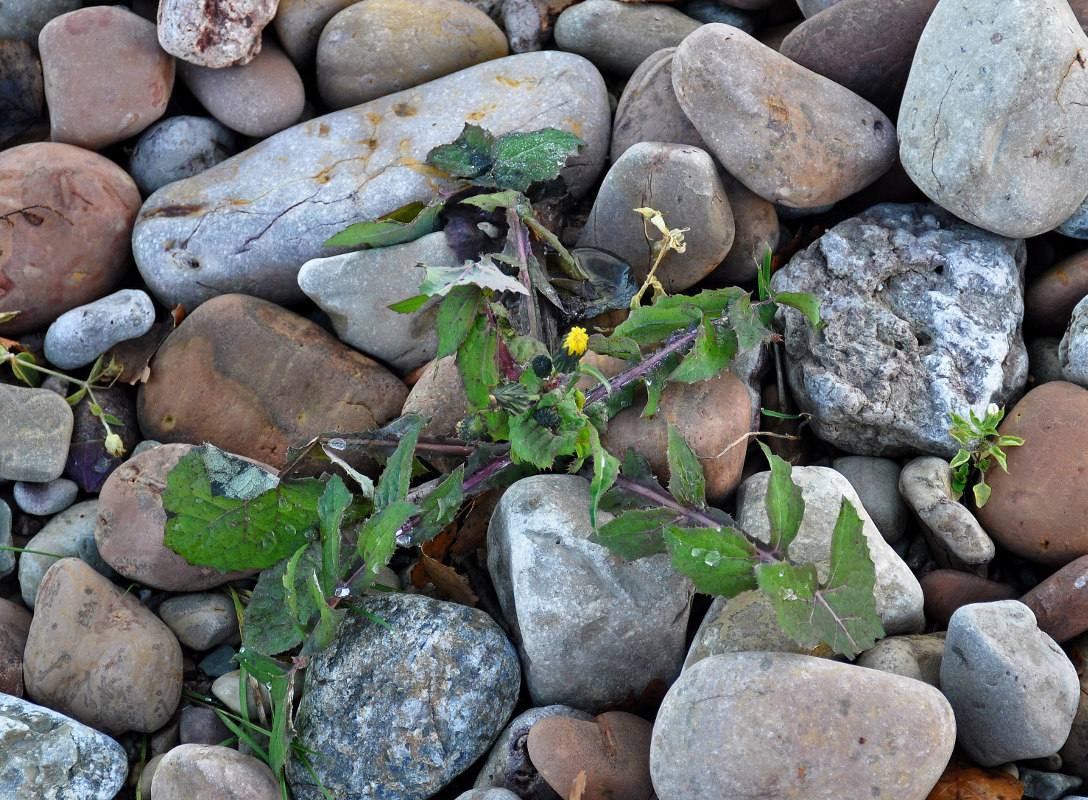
[
  {"xmin": 1060, "ymin": 295, "xmax": 1088, "ymax": 387},
  {"xmin": 157, "ymin": 0, "xmax": 277, "ymax": 68},
  {"xmin": 44, "ymin": 289, "xmax": 156, "ymax": 369},
  {"xmin": 132, "ymin": 51, "xmax": 610, "ymax": 310}
]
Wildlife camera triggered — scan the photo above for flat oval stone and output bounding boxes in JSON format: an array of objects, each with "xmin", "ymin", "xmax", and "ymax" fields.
[
  {"xmin": 0, "ymin": 384, "xmax": 73, "ymax": 482},
  {"xmin": 151, "ymin": 744, "xmax": 281, "ymax": 800},
  {"xmin": 157, "ymin": 592, "xmax": 238, "ymax": 650},
  {"xmin": 137, "ymin": 294, "xmax": 408, "ymax": 467},
  {"xmin": 0, "ymin": 0, "xmax": 80, "ymax": 44},
  {"xmin": 18, "ymin": 500, "xmax": 99, "ymax": 609},
  {"xmin": 39, "ymin": 6, "xmax": 173, "ymax": 150},
  {"xmin": 898, "ymin": 0, "xmax": 1088, "ymax": 237},
  {"xmin": 44, "ymin": 289, "xmax": 156, "ymax": 369},
  {"xmin": 157, "ymin": 0, "xmax": 276, "ymax": 68},
  {"xmin": 317, "ymin": 0, "xmax": 509, "ymax": 109},
  {"xmin": 128, "ymin": 116, "xmax": 237, "ymax": 195},
  {"xmin": 651, "ymin": 652, "xmax": 956, "ymax": 800},
  {"xmin": 132, "ymin": 51, "xmax": 609, "ymax": 310},
  {"xmin": 13, "ymin": 476, "xmax": 78, "ymax": 516},
  {"xmin": 1022, "ymin": 554, "xmax": 1088, "ymax": 644},
  {"xmin": 23, "ymin": 557, "xmax": 183, "ymax": 735},
  {"xmin": 274, "ymin": 0, "xmax": 357, "ymax": 68},
  {"xmin": 0, "ymin": 142, "xmax": 141, "ymax": 335},
  {"xmin": 673, "ymin": 23, "xmax": 896, "ymax": 208},
  {"xmin": 1026, "ymin": 249, "xmax": 1088, "ymax": 335}
]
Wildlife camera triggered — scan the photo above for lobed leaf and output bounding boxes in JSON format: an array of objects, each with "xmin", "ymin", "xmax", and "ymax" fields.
[
  {"xmin": 758, "ymin": 441, "xmax": 804, "ymax": 554},
  {"xmin": 488, "ymin": 128, "xmax": 584, "ymax": 191},
  {"xmin": 666, "ymin": 425, "xmax": 706, "ymax": 509},
  {"xmin": 664, "ymin": 525, "xmax": 759, "ymax": 596},
  {"xmin": 410, "ymin": 465, "xmax": 465, "ymax": 545},
  {"xmin": 459, "ymin": 189, "xmax": 522, "ymax": 213},
  {"xmin": 435, "ymin": 286, "xmax": 481, "ymax": 361},
  {"xmin": 426, "ymin": 123, "xmax": 494, "ymax": 178},
  {"xmin": 772, "ymin": 291, "xmax": 822, "ymax": 328},
  {"xmin": 419, "ymin": 253, "xmax": 529, "ymax": 298},
  {"xmin": 667, "ymin": 316, "xmax": 737, "ymax": 384},
  {"xmin": 374, "ymin": 416, "xmax": 423, "ymax": 509},
  {"xmin": 592, "ymin": 507, "xmax": 678, "ymax": 560},
  {"xmin": 243, "ymin": 544, "xmax": 322, "ymax": 655},
  {"xmin": 323, "ymin": 201, "xmax": 442, "ymax": 248},
  {"xmin": 458, "ymin": 314, "xmax": 503, "ymax": 412},
  {"xmin": 354, "ymin": 500, "xmax": 418, "ymax": 592}
]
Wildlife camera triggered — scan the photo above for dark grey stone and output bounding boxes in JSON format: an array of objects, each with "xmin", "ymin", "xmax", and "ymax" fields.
[
  {"xmin": 0, "ymin": 385, "xmax": 73, "ymax": 483},
  {"xmin": 1019, "ymin": 766, "xmax": 1082, "ymax": 800},
  {"xmin": 128, "ymin": 115, "xmax": 236, "ymax": 195}
]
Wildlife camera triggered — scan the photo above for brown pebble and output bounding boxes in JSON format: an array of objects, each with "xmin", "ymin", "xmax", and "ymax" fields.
[
  {"xmin": 1021, "ymin": 554, "xmax": 1088, "ymax": 643},
  {"xmin": 919, "ymin": 569, "xmax": 1019, "ymax": 627},
  {"xmin": 0, "ymin": 597, "xmax": 32, "ymax": 697},
  {"xmin": 1025, "ymin": 248, "xmax": 1088, "ymax": 336}
]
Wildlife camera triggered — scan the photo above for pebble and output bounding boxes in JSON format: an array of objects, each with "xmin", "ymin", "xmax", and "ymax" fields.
[
  {"xmin": 401, "ymin": 357, "xmax": 468, "ymax": 440},
  {"xmin": 925, "ymin": 759, "xmax": 1027, "ymax": 800},
  {"xmin": 23, "ymin": 557, "xmax": 183, "ymax": 735},
  {"xmin": 833, "ymin": 456, "xmax": 908, "ymax": 544},
  {"xmin": 136, "ymin": 294, "xmax": 408, "ymax": 468},
  {"xmin": 673, "ymin": 23, "xmax": 896, "ymax": 208},
  {"xmin": 1018, "ymin": 766, "xmax": 1083, "ymax": 800},
  {"xmin": 0, "ymin": 39, "xmax": 48, "ymax": 149},
  {"xmin": 133, "ymin": 51, "xmax": 609, "ymax": 311},
  {"xmin": 737, "ymin": 465, "xmax": 926, "ymax": 635},
  {"xmin": 157, "ymin": 0, "xmax": 276, "ymax": 68},
  {"xmin": 601, "ymin": 371, "xmax": 752, "ymax": 507},
  {"xmin": 683, "ymin": 589, "xmax": 814, "ymax": 671},
  {"xmin": 488, "ymin": 474, "xmax": 694, "ymax": 710},
  {"xmin": 38, "ymin": 6, "xmax": 173, "ymax": 150},
  {"xmin": 554, "ymin": 0, "xmax": 702, "ymax": 77},
  {"xmin": 1021, "ymin": 554, "xmax": 1088, "ymax": 644},
  {"xmin": 0, "ymin": 499, "xmax": 13, "ymax": 579},
  {"xmin": 0, "ymin": 142, "xmax": 141, "ymax": 335},
  {"xmin": 13, "ymin": 476, "xmax": 78, "ymax": 516},
  {"xmin": 474, "ymin": 705, "xmax": 595, "ymax": 799},
  {"xmin": 0, "ymin": 0, "xmax": 80, "ymax": 43},
  {"xmin": 1061, "ymin": 295, "xmax": 1088, "ymax": 386},
  {"xmin": 1025, "ymin": 249, "xmax": 1088, "ymax": 336},
  {"xmin": 150, "ymin": 744, "xmax": 281, "ymax": 800},
  {"xmin": 919, "ymin": 569, "xmax": 1020, "ymax": 628},
  {"xmin": 712, "ymin": 172, "xmax": 779, "ymax": 285},
  {"xmin": 43, "ymin": 289, "xmax": 156, "ymax": 370},
  {"xmin": 1060, "ymin": 629, "xmax": 1088, "ymax": 780},
  {"xmin": 128, "ymin": 115, "xmax": 237, "ymax": 195},
  {"xmin": 856, "ymin": 632, "xmax": 946, "ymax": 688},
  {"xmin": 157, "ymin": 592, "xmax": 239, "ymax": 651},
  {"xmin": 273, "ymin": 0, "xmax": 357, "ymax": 68},
  {"xmin": 1059, "ymin": 198, "xmax": 1088, "ymax": 240},
  {"xmin": 298, "ymin": 232, "xmax": 447, "ymax": 375},
  {"xmin": 288, "ymin": 592, "xmax": 520, "ymax": 800},
  {"xmin": 177, "ymin": 41, "xmax": 306, "ymax": 138},
  {"xmin": 577, "ymin": 142, "xmax": 734, "ymax": 294},
  {"xmin": 457, "ymin": 790, "xmax": 522, "ymax": 800},
  {"xmin": 65, "ymin": 385, "xmax": 141, "ymax": 493},
  {"xmin": 679, "ymin": 0, "xmax": 761, "ymax": 31},
  {"xmin": 770, "ymin": 203, "xmax": 1027, "ymax": 458},
  {"xmin": 899, "ymin": 456, "xmax": 995, "ymax": 571},
  {"xmin": 178, "ymin": 706, "xmax": 234, "ymax": 747},
  {"xmin": 0, "ymin": 693, "xmax": 128, "ymax": 800},
  {"xmin": 18, "ymin": 499, "xmax": 99, "ymax": 608},
  {"xmin": 198, "ymin": 644, "xmax": 240, "ymax": 679},
  {"xmin": 527, "ymin": 711, "xmax": 653, "ymax": 800},
  {"xmin": 1028, "ymin": 337, "xmax": 1065, "ymax": 386},
  {"xmin": 0, "ymin": 596, "xmax": 32, "ymax": 696},
  {"xmin": 651, "ymin": 652, "xmax": 956, "ymax": 800},
  {"xmin": 976, "ymin": 382, "xmax": 1088, "ymax": 566},
  {"xmin": 317, "ymin": 0, "xmax": 508, "ymax": 109},
  {"xmin": 941, "ymin": 600, "xmax": 1079, "ymax": 767},
  {"xmin": 502, "ymin": 0, "xmax": 576, "ymax": 53},
  {"xmin": 211, "ymin": 670, "xmax": 273, "ymax": 719},
  {"xmin": 898, "ymin": 0, "xmax": 1088, "ymax": 237}
]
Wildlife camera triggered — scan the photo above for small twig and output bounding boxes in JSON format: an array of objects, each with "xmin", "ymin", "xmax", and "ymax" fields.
[{"xmin": 701, "ymin": 428, "xmax": 807, "ymax": 461}]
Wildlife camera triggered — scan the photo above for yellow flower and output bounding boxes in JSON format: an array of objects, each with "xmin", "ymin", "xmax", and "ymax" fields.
[
  {"xmin": 563, "ymin": 326, "xmax": 588, "ymax": 357},
  {"xmin": 104, "ymin": 433, "xmax": 125, "ymax": 458}
]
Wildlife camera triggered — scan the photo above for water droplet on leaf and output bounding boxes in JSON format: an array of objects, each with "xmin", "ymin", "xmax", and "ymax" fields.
[
  {"xmin": 704, "ymin": 550, "xmax": 721, "ymax": 567},
  {"xmin": 327, "ymin": 438, "xmax": 347, "ymax": 450},
  {"xmin": 690, "ymin": 547, "xmax": 706, "ymax": 559}
]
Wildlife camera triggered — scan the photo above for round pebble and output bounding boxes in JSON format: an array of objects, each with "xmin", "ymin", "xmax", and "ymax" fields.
[
  {"xmin": 13, "ymin": 477, "xmax": 79, "ymax": 516},
  {"xmin": 44, "ymin": 289, "xmax": 156, "ymax": 369},
  {"xmin": 128, "ymin": 116, "xmax": 237, "ymax": 195}
]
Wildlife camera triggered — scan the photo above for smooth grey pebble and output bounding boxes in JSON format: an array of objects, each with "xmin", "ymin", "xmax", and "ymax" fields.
[
  {"xmin": 13, "ymin": 477, "xmax": 79, "ymax": 516},
  {"xmin": 44, "ymin": 289, "xmax": 156, "ymax": 370}
]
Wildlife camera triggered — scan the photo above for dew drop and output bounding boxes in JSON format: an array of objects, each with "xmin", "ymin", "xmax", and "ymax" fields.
[
  {"xmin": 1076, "ymin": 574, "xmax": 1088, "ymax": 590},
  {"xmin": 327, "ymin": 438, "xmax": 347, "ymax": 451},
  {"xmin": 334, "ymin": 587, "xmax": 351, "ymax": 598},
  {"xmin": 283, "ymin": 524, "xmax": 297, "ymax": 535},
  {"xmin": 704, "ymin": 550, "xmax": 721, "ymax": 567},
  {"xmin": 690, "ymin": 547, "xmax": 706, "ymax": 559}
]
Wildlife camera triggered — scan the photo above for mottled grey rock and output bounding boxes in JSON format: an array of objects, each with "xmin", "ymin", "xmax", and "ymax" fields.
[
  {"xmin": 678, "ymin": 0, "xmax": 761, "ymax": 31},
  {"xmin": 457, "ymin": 790, "xmax": 523, "ymax": 800},
  {"xmin": 298, "ymin": 233, "xmax": 447, "ymax": 374},
  {"xmin": 554, "ymin": 0, "xmax": 702, "ymax": 76},
  {"xmin": 832, "ymin": 456, "xmax": 908, "ymax": 544},
  {"xmin": 488, "ymin": 474, "xmax": 695, "ymax": 710},
  {"xmin": 941, "ymin": 600, "xmax": 1079, "ymax": 766},
  {"xmin": 898, "ymin": 0, "xmax": 1088, "ymax": 237},
  {"xmin": 651, "ymin": 652, "xmax": 956, "ymax": 800},
  {"xmin": 474, "ymin": 706, "xmax": 595, "ymax": 800},
  {"xmin": 128, "ymin": 116, "xmax": 237, "ymax": 195},
  {"xmin": 13, "ymin": 477, "xmax": 79, "ymax": 516},
  {"xmin": 44, "ymin": 289, "xmax": 156, "ymax": 370},
  {"xmin": 0, "ymin": 0, "xmax": 80, "ymax": 43},
  {"xmin": 19, "ymin": 500, "xmax": 99, "ymax": 609},
  {"xmin": 1061, "ymin": 295, "xmax": 1088, "ymax": 387},
  {"xmin": 151, "ymin": 743, "xmax": 281, "ymax": 800},
  {"xmin": 157, "ymin": 592, "xmax": 238, "ymax": 651},
  {"xmin": 900, "ymin": 456, "xmax": 995, "ymax": 572},
  {"xmin": 133, "ymin": 51, "xmax": 609, "ymax": 310},
  {"xmin": 157, "ymin": 0, "xmax": 276, "ymax": 67},
  {"xmin": 1029, "ymin": 336, "xmax": 1066, "ymax": 385},
  {"xmin": 577, "ymin": 142, "xmax": 733, "ymax": 293},
  {"xmin": 1058, "ymin": 198, "xmax": 1088, "ymax": 240},
  {"xmin": 1019, "ymin": 766, "xmax": 1083, "ymax": 800},
  {"xmin": 0, "ymin": 385, "xmax": 73, "ymax": 482},
  {"xmin": 0, "ymin": 693, "xmax": 128, "ymax": 800},
  {"xmin": 737, "ymin": 466, "xmax": 925, "ymax": 635},
  {"xmin": 288, "ymin": 593, "xmax": 520, "ymax": 800},
  {"xmin": 770, "ymin": 203, "xmax": 1027, "ymax": 458},
  {"xmin": 683, "ymin": 590, "xmax": 812, "ymax": 672},
  {"xmin": 856, "ymin": 632, "xmax": 946, "ymax": 688},
  {"xmin": 0, "ymin": 500, "xmax": 12, "ymax": 579}
]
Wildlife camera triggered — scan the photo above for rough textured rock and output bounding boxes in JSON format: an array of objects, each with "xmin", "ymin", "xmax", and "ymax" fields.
[
  {"xmin": 150, "ymin": 744, "xmax": 281, "ymax": 800},
  {"xmin": 0, "ymin": 142, "xmax": 141, "ymax": 335},
  {"xmin": 488, "ymin": 475, "xmax": 694, "ymax": 710},
  {"xmin": 0, "ymin": 385, "xmax": 73, "ymax": 482},
  {"xmin": 683, "ymin": 589, "xmax": 813, "ymax": 671},
  {"xmin": 673, "ymin": 23, "xmax": 897, "ymax": 208},
  {"xmin": 19, "ymin": 499, "xmax": 99, "ymax": 608},
  {"xmin": 317, "ymin": 0, "xmax": 508, "ymax": 108},
  {"xmin": 132, "ymin": 51, "xmax": 609, "ymax": 310},
  {"xmin": 737, "ymin": 466, "xmax": 925, "ymax": 635},
  {"xmin": 856, "ymin": 632, "xmax": 946, "ymax": 688},
  {"xmin": 651, "ymin": 652, "xmax": 956, "ymax": 800},
  {"xmin": 0, "ymin": 693, "xmax": 128, "ymax": 799},
  {"xmin": 577, "ymin": 142, "xmax": 733, "ymax": 293},
  {"xmin": 288, "ymin": 593, "xmax": 520, "ymax": 800},
  {"xmin": 23, "ymin": 558, "xmax": 183, "ymax": 735},
  {"xmin": 941, "ymin": 600, "xmax": 1079, "ymax": 767},
  {"xmin": 157, "ymin": 0, "xmax": 277, "ymax": 68},
  {"xmin": 770, "ymin": 203, "xmax": 1027, "ymax": 458},
  {"xmin": 137, "ymin": 294, "xmax": 407, "ymax": 469},
  {"xmin": 898, "ymin": 0, "xmax": 1088, "ymax": 237},
  {"xmin": 1061, "ymin": 295, "xmax": 1088, "ymax": 386},
  {"xmin": 1025, "ymin": 249, "xmax": 1088, "ymax": 335},
  {"xmin": 975, "ymin": 382, "xmax": 1088, "ymax": 566},
  {"xmin": 0, "ymin": 597, "xmax": 31, "ymax": 696},
  {"xmin": 128, "ymin": 116, "xmax": 237, "ymax": 196}
]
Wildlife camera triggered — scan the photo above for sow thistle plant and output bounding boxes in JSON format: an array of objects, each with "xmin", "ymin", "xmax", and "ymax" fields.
[
  {"xmin": 949, "ymin": 403, "xmax": 1024, "ymax": 507},
  {"xmin": 149, "ymin": 124, "xmax": 885, "ymax": 795}
]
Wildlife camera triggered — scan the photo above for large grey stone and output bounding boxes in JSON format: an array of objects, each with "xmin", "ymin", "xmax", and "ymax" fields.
[
  {"xmin": 770, "ymin": 203, "xmax": 1027, "ymax": 457},
  {"xmin": 488, "ymin": 474, "xmax": 695, "ymax": 710},
  {"xmin": 288, "ymin": 592, "xmax": 520, "ymax": 800},
  {"xmin": 651, "ymin": 652, "xmax": 956, "ymax": 800},
  {"xmin": 941, "ymin": 600, "xmax": 1079, "ymax": 766},
  {"xmin": 0, "ymin": 694, "xmax": 128, "ymax": 799},
  {"xmin": 298, "ymin": 232, "xmax": 448, "ymax": 374},
  {"xmin": 736, "ymin": 466, "xmax": 925, "ymax": 635},
  {"xmin": 898, "ymin": 0, "xmax": 1088, "ymax": 237},
  {"xmin": 0, "ymin": 385, "xmax": 73, "ymax": 483},
  {"xmin": 132, "ymin": 51, "xmax": 610, "ymax": 310}
]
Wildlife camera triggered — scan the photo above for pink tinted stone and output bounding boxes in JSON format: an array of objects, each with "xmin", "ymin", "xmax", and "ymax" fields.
[{"xmin": 158, "ymin": 0, "xmax": 278, "ymax": 68}]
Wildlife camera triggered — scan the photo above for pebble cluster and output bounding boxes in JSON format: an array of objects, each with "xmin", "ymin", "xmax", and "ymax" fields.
[{"xmin": 5, "ymin": 0, "xmax": 1088, "ymax": 799}]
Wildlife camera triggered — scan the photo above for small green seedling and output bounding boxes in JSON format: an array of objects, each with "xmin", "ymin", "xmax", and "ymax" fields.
[{"xmin": 949, "ymin": 403, "xmax": 1024, "ymax": 507}]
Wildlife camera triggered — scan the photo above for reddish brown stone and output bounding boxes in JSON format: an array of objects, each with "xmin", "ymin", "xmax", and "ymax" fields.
[
  {"xmin": 1021, "ymin": 554, "xmax": 1088, "ymax": 643},
  {"xmin": 0, "ymin": 142, "xmax": 140, "ymax": 335},
  {"xmin": 976, "ymin": 382, "xmax": 1088, "ymax": 567},
  {"xmin": 710, "ymin": 172, "xmax": 779, "ymax": 286},
  {"xmin": 919, "ymin": 569, "xmax": 1019, "ymax": 628},
  {"xmin": 0, "ymin": 597, "xmax": 32, "ymax": 697},
  {"xmin": 924, "ymin": 759, "xmax": 1024, "ymax": 800},
  {"xmin": 137, "ymin": 294, "xmax": 408, "ymax": 468},
  {"xmin": 1025, "ymin": 249, "xmax": 1088, "ymax": 335}
]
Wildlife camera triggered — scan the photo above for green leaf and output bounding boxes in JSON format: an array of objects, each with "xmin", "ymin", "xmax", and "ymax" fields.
[
  {"xmin": 323, "ymin": 201, "xmax": 442, "ymax": 248},
  {"xmin": 589, "ymin": 426, "xmax": 619, "ymax": 530},
  {"xmin": 758, "ymin": 441, "xmax": 804, "ymax": 554},
  {"xmin": 664, "ymin": 525, "xmax": 759, "ymax": 596},
  {"xmin": 374, "ymin": 416, "xmax": 423, "ymax": 510},
  {"xmin": 728, "ymin": 293, "xmax": 768, "ymax": 353},
  {"xmin": 458, "ymin": 314, "xmax": 502, "ymax": 412},
  {"xmin": 243, "ymin": 545, "xmax": 322, "ymax": 655},
  {"xmin": 948, "ymin": 449, "xmax": 971, "ymax": 470},
  {"xmin": 652, "ymin": 287, "xmax": 747, "ymax": 318},
  {"xmin": 419, "ymin": 253, "xmax": 528, "ymax": 298},
  {"xmin": 974, "ymin": 481, "xmax": 992, "ymax": 507},
  {"xmin": 773, "ymin": 291, "xmax": 823, "ymax": 328},
  {"xmin": 642, "ymin": 349, "xmax": 681, "ymax": 417},
  {"xmin": 756, "ymin": 247, "xmax": 773, "ymax": 302},
  {"xmin": 667, "ymin": 316, "xmax": 737, "ymax": 384},
  {"xmin": 233, "ymin": 650, "xmax": 291, "ymax": 777},
  {"xmin": 508, "ymin": 409, "xmax": 583, "ymax": 469},
  {"xmin": 162, "ymin": 446, "xmax": 324, "ymax": 571},
  {"xmin": 488, "ymin": 128, "xmax": 584, "ymax": 191},
  {"xmin": 760, "ymin": 408, "xmax": 806, "ymax": 420},
  {"xmin": 282, "ymin": 545, "xmax": 308, "ymax": 635},
  {"xmin": 435, "ymin": 286, "xmax": 481, "ymax": 361},
  {"xmin": 613, "ymin": 302, "xmax": 702, "ymax": 345},
  {"xmin": 65, "ymin": 385, "xmax": 88, "ymax": 406},
  {"xmin": 427, "ymin": 123, "xmax": 494, "ymax": 178},
  {"xmin": 997, "ymin": 435, "xmax": 1025, "ymax": 447},
  {"xmin": 592, "ymin": 507, "xmax": 678, "ymax": 559},
  {"xmin": 410, "ymin": 465, "xmax": 465, "ymax": 545},
  {"xmin": 389, "ymin": 295, "xmax": 429, "ymax": 313},
  {"xmin": 354, "ymin": 500, "xmax": 418, "ymax": 591},
  {"xmin": 666, "ymin": 425, "xmax": 706, "ymax": 509},
  {"xmin": 755, "ymin": 497, "xmax": 883, "ymax": 657},
  {"xmin": 318, "ymin": 476, "xmax": 351, "ymax": 592},
  {"xmin": 589, "ymin": 333, "xmax": 641, "ymax": 361},
  {"xmin": 0, "ymin": 310, "xmax": 20, "ymax": 324},
  {"xmin": 101, "ymin": 413, "xmax": 124, "ymax": 426},
  {"xmin": 459, "ymin": 189, "xmax": 522, "ymax": 213},
  {"xmin": 301, "ymin": 570, "xmax": 346, "ymax": 655},
  {"xmin": 11, "ymin": 351, "xmax": 40, "ymax": 387}
]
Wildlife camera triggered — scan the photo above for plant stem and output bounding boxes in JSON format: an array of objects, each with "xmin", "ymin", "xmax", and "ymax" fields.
[
  {"xmin": 509, "ymin": 207, "xmax": 541, "ymax": 342},
  {"xmin": 583, "ymin": 323, "xmax": 699, "ymax": 407}
]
